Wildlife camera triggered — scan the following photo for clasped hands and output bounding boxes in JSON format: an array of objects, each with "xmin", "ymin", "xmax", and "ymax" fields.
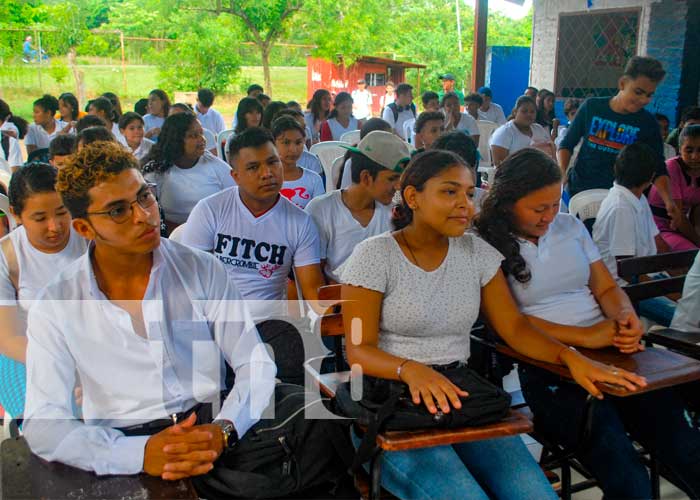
[{"xmin": 143, "ymin": 413, "xmax": 223, "ymax": 481}]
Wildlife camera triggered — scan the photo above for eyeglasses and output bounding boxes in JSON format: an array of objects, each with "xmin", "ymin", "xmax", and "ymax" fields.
[{"xmin": 86, "ymin": 183, "xmax": 158, "ymax": 224}]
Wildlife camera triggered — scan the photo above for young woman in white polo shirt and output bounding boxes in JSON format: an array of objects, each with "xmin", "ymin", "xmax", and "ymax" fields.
[
  {"xmin": 489, "ymin": 96, "xmax": 553, "ymax": 166},
  {"xmin": 0, "ymin": 163, "xmax": 86, "ymax": 419},
  {"xmin": 142, "ymin": 113, "xmax": 234, "ymax": 231},
  {"xmin": 319, "ymin": 92, "xmax": 359, "ymax": 142},
  {"xmin": 25, "ymin": 95, "xmax": 67, "ymax": 155},
  {"xmin": 441, "ymin": 92, "xmax": 479, "ymax": 147},
  {"xmin": 475, "ymin": 148, "xmax": 700, "ymax": 500},
  {"xmin": 272, "ymin": 116, "xmax": 324, "ymax": 209},
  {"xmin": 341, "ymin": 150, "xmax": 643, "ymax": 500}
]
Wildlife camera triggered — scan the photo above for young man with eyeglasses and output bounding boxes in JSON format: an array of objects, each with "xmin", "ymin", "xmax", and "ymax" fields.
[{"xmin": 22, "ymin": 141, "xmax": 276, "ymax": 480}]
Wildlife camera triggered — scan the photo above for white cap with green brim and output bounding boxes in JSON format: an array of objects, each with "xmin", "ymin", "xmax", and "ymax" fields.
[{"xmin": 340, "ymin": 131, "xmax": 412, "ymax": 173}]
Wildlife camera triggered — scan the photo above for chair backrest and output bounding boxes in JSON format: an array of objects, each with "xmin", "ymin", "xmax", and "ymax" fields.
[
  {"xmin": 567, "ymin": 189, "xmax": 609, "ymax": 223},
  {"xmin": 402, "ymin": 119, "xmax": 415, "ymax": 146},
  {"xmin": 168, "ymin": 224, "xmax": 186, "ymax": 243},
  {"xmin": 339, "ymin": 130, "xmax": 360, "ymax": 145},
  {"xmin": 217, "ymin": 129, "xmax": 235, "ymax": 163},
  {"xmin": 329, "ymin": 155, "xmax": 345, "ymax": 191},
  {"xmin": 0, "ymin": 157, "xmax": 10, "ymax": 176},
  {"xmin": 0, "ymin": 193, "xmax": 16, "ymax": 231},
  {"xmin": 477, "ymin": 120, "xmax": 498, "ymax": 168},
  {"xmin": 0, "ymin": 168, "xmax": 11, "ymax": 192},
  {"xmin": 309, "ymin": 142, "xmax": 347, "ymax": 191},
  {"xmin": 618, "ymin": 249, "xmax": 698, "ymax": 304},
  {"xmin": 202, "ymin": 128, "xmax": 217, "ymax": 155}
]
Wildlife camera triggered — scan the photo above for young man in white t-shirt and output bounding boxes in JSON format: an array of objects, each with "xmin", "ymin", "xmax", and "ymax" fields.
[
  {"xmin": 593, "ymin": 143, "xmax": 664, "ymax": 283},
  {"xmin": 381, "ymin": 83, "xmax": 417, "ymax": 140},
  {"xmin": 306, "ymin": 130, "xmax": 410, "ymax": 282},
  {"xmin": 181, "ymin": 127, "xmax": 325, "ymax": 384},
  {"xmin": 195, "ymin": 88, "xmax": 226, "ymax": 136},
  {"xmin": 351, "ymin": 79, "xmax": 373, "ymax": 121},
  {"xmin": 477, "ymin": 86, "xmax": 507, "ymax": 125}
]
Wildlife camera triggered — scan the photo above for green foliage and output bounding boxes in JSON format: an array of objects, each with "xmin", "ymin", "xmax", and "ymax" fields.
[
  {"xmin": 47, "ymin": 58, "xmax": 68, "ymax": 84},
  {"xmin": 156, "ymin": 16, "xmax": 242, "ymax": 94}
]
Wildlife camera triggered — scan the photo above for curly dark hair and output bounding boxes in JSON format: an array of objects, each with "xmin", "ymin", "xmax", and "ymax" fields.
[
  {"xmin": 473, "ymin": 148, "xmax": 562, "ymax": 284},
  {"xmin": 141, "ymin": 112, "xmax": 197, "ymax": 174},
  {"xmin": 58, "ymin": 141, "xmax": 139, "ymax": 219}
]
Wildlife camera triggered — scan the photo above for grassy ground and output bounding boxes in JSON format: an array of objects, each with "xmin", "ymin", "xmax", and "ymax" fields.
[{"xmin": 0, "ymin": 60, "xmax": 307, "ymax": 125}]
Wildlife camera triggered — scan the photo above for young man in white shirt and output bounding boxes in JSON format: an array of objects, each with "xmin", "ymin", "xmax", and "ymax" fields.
[
  {"xmin": 351, "ymin": 79, "xmax": 373, "ymax": 121},
  {"xmin": 593, "ymin": 142, "xmax": 663, "ymax": 283},
  {"xmin": 381, "ymin": 83, "xmax": 417, "ymax": 140},
  {"xmin": 23, "ymin": 141, "xmax": 276, "ymax": 480},
  {"xmin": 181, "ymin": 127, "xmax": 325, "ymax": 384},
  {"xmin": 195, "ymin": 88, "xmax": 226, "ymax": 136},
  {"xmin": 477, "ymin": 86, "xmax": 507, "ymax": 125},
  {"xmin": 306, "ymin": 131, "xmax": 410, "ymax": 282}
]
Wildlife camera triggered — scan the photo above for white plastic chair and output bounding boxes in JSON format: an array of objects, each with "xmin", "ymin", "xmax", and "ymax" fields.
[
  {"xmin": 339, "ymin": 130, "xmax": 360, "ymax": 145},
  {"xmin": 168, "ymin": 224, "xmax": 186, "ymax": 243},
  {"xmin": 568, "ymin": 189, "xmax": 609, "ymax": 223},
  {"xmin": 203, "ymin": 128, "xmax": 217, "ymax": 155},
  {"xmin": 0, "ymin": 168, "xmax": 11, "ymax": 191},
  {"xmin": 309, "ymin": 142, "xmax": 347, "ymax": 191},
  {"xmin": 0, "ymin": 193, "xmax": 16, "ymax": 231},
  {"xmin": 0, "ymin": 158, "xmax": 10, "ymax": 176},
  {"xmin": 217, "ymin": 129, "xmax": 236, "ymax": 162},
  {"xmin": 329, "ymin": 156, "xmax": 346, "ymax": 191},
  {"xmin": 403, "ymin": 119, "xmax": 416, "ymax": 146}
]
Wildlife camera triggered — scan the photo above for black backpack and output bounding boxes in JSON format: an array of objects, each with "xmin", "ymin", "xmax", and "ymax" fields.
[
  {"xmin": 193, "ymin": 383, "xmax": 355, "ymax": 499},
  {"xmin": 387, "ymin": 102, "xmax": 417, "ymax": 122}
]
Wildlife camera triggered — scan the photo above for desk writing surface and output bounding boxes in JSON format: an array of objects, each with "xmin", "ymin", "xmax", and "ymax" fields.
[
  {"xmin": 1, "ymin": 437, "xmax": 198, "ymax": 500},
  {"xmin": 646, "ymin": 328, "xmax": 700, "ymax": 358},
  {"xmin": 495, "ymin": 345, "xmax": 700, "ymax": 397}
]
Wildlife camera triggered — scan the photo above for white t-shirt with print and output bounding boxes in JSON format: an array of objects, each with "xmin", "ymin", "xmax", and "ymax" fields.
[
  {"xmin": 507, "ymin": 213, "xmax": 605, "ymax": 327},
  {"xmin": 340, "ymin": 232, "xmax": 503, "ymax": 365},
  {"xmin": 24, "ymin": 120, "xmax": 67, "ymax": 149},
  {"xmin": 489, "ymin": 120, "xmax": 551, "ymax": 155},
  {"xmin": 593, "ymin": 184, "xmax": 659, "ymax": 284},
  {"xmin": 280, "ymin": 167, "xmax": 325, "ymax": 209},
  {"xmin": 180, "ymin": 187, "xmax": 320, "ymax": 321},
  {"xmin": 0, "ymin": 226, "xmax": 87, "ymax": 327},
  {"xmin": 306, "ymin": 190, "xmax": 392, "ymax": 282},
  {"xmin": 144, "ymin": 151, "xmax": 235, "ymax": 224}
]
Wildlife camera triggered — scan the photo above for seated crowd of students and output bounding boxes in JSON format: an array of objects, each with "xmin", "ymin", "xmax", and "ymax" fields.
[{"xmin": 1, "ymin": 54, "xmax": 700, "ymax": 500}]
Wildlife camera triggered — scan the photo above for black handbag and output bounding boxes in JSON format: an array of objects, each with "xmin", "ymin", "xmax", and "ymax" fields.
[{"xmin": 334, "ymin": 362, "xmax": 511, "ymax": 469}]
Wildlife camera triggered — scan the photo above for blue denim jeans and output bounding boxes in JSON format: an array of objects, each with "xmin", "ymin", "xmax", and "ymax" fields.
[
  {"xmin": 351, "ymin": 428, "xmax": 556, "ymax": 500},
  {"xmin": 519, "ymin": 365, "xmax": 700, "ymax": 499}
]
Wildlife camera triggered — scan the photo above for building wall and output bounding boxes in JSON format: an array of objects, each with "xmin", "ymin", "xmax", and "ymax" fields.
[{"xmin": 531, "ymin": 0, "xmax": 696, "ymax": 126}]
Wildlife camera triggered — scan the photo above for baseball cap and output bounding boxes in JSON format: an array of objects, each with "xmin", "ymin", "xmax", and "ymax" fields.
[
  {"xmin": 478, "ymin": 86, "xmax": 493, "ymax": 97},
  {"xmin": 439, "ymin": 73, "xmax": 456, "ymax": 81},
  {"xmin": 341, "ymin": 131, "xmax": 411, "ymax": 173}
]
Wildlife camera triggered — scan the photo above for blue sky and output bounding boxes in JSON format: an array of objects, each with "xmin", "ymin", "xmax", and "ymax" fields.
[{"xmin": 464, "ymin": 0, "xmax": 532, "ymax": 19}]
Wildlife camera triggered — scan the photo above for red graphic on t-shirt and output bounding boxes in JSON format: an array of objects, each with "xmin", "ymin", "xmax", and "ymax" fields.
[
  {"xmin": 259, "ymin": 262, "xmax": 281, "ymax": 279},
  {"xmin": 280, "ymin": 186, "xmax": 310, "ymax": 201}
]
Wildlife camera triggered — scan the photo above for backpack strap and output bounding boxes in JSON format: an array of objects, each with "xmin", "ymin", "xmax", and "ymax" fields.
[
  {"xmin": 0, "ymin": 236, "xmax": 19, "ymax": 298},
  {"xmin": 387, "ymin": 102, "xmax": 399, "ymax": 123}
]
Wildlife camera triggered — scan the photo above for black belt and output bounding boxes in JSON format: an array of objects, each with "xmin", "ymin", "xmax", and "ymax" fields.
[
  {"xmin": 650, "ymin": 204, "xmax": 671, "ymax": 220},
  {"xmin": 117, "ymin": 401, "xmax": 213, "ymax": 437}
]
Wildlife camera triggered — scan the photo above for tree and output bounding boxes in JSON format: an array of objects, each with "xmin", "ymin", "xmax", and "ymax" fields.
[
  {"xmin": 184, "ymin": 0, "xmax": 304, "ymax": 95},
  {"xmin": 156, "ymin": 15, "xmax": 242, "ymax": 94}
]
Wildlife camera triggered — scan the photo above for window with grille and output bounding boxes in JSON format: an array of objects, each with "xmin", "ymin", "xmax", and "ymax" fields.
[
  {"xmin": 555, "ymin": 9, "xmax": 641, "ymax": 98},
  {"xmin": 365, "ymin": 73, "xmax": 386, "ymax": 87}
]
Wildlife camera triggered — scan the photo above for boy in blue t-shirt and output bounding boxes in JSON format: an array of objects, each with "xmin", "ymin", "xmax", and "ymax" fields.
[{"xmin": 558, "ymin": 56, "xmax": 675, "ymax": 216}]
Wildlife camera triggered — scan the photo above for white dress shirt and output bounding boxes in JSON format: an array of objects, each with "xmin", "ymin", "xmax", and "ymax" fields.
[
  {"xmin": 196, "ymin": 105, "xmax": 227, "ymax": 136},
  {"xmin": 23, "ymin": 238, "xmax": 276, "ymax": 476}
]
